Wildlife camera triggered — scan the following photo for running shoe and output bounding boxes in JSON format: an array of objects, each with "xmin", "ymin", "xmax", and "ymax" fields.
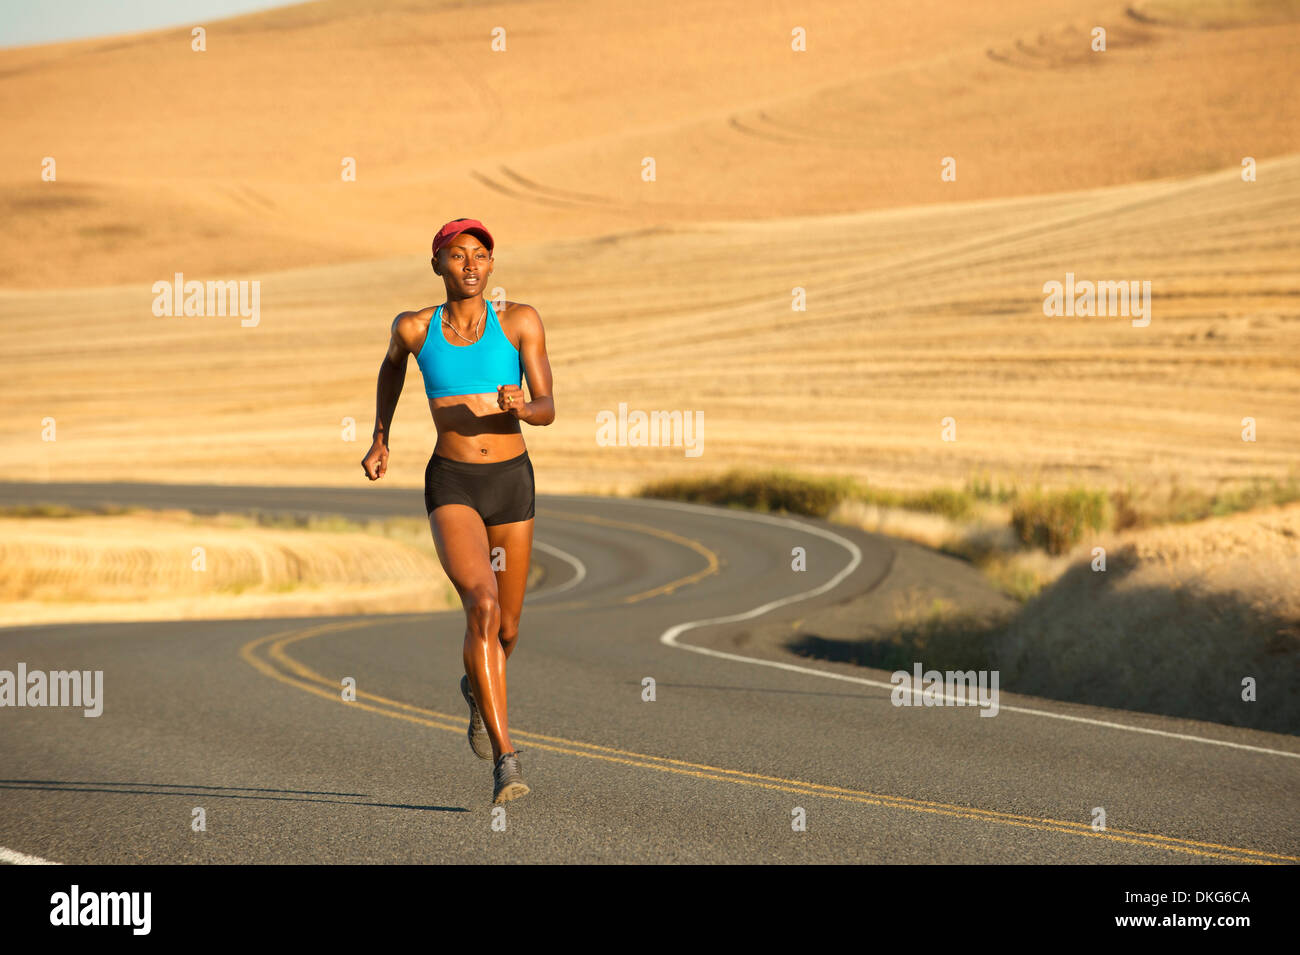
[
  {"xmin": 493, "ymin": 750, "xmax": 530, "ymax": 804},
  {"xmin": 460, "ymin": 675, "xmax": 492, "ymax": 761}
]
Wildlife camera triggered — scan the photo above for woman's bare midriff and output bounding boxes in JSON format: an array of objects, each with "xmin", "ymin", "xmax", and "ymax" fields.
[{"xmin": 429, "ymin": 393, "xmax": 527, "ymax": 462}]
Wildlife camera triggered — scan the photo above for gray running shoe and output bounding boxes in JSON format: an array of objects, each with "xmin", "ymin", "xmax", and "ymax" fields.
[
  {"xmin": 493, "ymin": 750, "xmax": 530, "ymax": 804},
  {"xmin": 460, "ymin": 675, "xmax": 492, "ymax": 761}
]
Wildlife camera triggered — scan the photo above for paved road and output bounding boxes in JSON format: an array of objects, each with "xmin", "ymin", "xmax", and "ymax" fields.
[{"xmin": 0, "ymin": 482, "xmax": 1296, "ymax": 863}]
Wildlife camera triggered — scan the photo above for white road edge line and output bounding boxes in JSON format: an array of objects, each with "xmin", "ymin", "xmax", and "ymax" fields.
[
  {"xmin": 529, "ymin": 540, "xmax": 586, "ymax": 599},
  {"xmin": 626, "ymin": 497, "xmax": 1300, "ymax": 761},
  {"xmin": 0, "ymin": 845, "xmax": 59, "ymax": 865}
]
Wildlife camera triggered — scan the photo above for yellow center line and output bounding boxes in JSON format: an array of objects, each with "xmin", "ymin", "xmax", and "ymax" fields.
[
  {"xmin": 536, "ymin": 509, "xmax": 720, "ymax": 604},
  {"xmin": 239, "ymin": 621, "xmax": 1295, "ymax": 863}
]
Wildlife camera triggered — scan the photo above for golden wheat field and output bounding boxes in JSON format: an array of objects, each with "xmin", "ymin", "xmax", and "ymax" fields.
[
  {"xmin": 1, "ymin": 0, "xmax": 1297, "ymax": 499},
  {"xmin": 0, "ymin": 511, "xmax": 458, "ymax": 623}
]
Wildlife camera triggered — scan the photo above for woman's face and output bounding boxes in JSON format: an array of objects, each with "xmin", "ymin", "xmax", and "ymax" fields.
[{"xmin": 436, "ymin": 235, "xmax": 492, "ymax": 294}]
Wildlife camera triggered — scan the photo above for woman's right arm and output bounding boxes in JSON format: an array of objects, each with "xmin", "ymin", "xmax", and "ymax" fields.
[{"xmin": 361, "ymin": 312, "xmax": 416, "ymax": 481}]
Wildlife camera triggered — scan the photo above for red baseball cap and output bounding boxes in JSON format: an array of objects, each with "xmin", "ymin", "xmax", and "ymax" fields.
[{"xmin": 431, "ymin": 218, "xmax": 494, "ymax": 257}]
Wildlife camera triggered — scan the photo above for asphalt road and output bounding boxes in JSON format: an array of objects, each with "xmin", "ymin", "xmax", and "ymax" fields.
[{"xmin": 0, "ymin": 481, "xmax": 1296, "ymax": 864}]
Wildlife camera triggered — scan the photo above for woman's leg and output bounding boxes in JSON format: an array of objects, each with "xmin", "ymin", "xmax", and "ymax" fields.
[
  {"xmin": 487, "ymin": 517, "xmax": 534, "ymax": 661},
  {"xmin": 429, "ymin": 503, "xmax": 514, "ymax": 760}
]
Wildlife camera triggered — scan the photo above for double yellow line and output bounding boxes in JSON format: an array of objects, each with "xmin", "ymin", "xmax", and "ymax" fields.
[{"xmin": 240, "ymin": 618, "xmax": 1295, "ymax": 864}]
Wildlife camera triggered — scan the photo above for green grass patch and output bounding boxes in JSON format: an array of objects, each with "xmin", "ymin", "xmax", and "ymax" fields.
[
  {"xmin": 636, "ymin": 469, "xmax": 1300, "ymax": 558},
  {"xmin": 1010, "ymin": 487, "xmax": 1110, "ymax": 556},
  {"xmin": 1111, "ymin": 473, "xmax": 1300, "ymax": 531},
  {"xmin": 639, "ymin": 468, "xmax": 863, "ymax": 518},
  {"xmin": 638, "ymin": 470, "xmax": 989, "ymax": 520},
  {"xmin": 0, "ymin": 503, "xmax": 134, "ymax": 519}
]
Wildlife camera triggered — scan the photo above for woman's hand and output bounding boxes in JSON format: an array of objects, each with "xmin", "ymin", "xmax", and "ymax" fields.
[
  {"xmin": 497, "ymin": 385, "xmax": 529, "ymax": 419},
  {"xmin": 361, "ymin": 437, "xmax": 389, "ymax": 480}
]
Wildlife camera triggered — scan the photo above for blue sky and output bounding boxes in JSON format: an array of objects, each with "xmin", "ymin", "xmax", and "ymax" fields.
[{"xmin": 0, "ymin": 0, "xmax": 312, "ymax": 49}]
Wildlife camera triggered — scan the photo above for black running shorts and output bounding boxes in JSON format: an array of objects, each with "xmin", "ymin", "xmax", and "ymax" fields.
[{"xmin": 424, "ymin": 449, "xmax": 535, "ymax": 525}]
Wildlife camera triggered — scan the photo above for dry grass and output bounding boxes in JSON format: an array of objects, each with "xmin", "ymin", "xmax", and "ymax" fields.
[
  {"xmin": 990, "ymin": 501, "xmax": 1300, "ymax": 731},
  {"xmin": 1131, "ymin": 0, "xmax": 1300, "ymax": 28},
  {"xmin": 2, "ymin": 0, "xmax": 1296, "ymax": 287},
  {"xmin": 644, "ymin": 467, "xmax": 1300, "ymax": 602},
  {"xmin": 0, "ymin": 510, "xmax": 459, "ymax": 624},
  {"xmin": 2, "ymin": 154, "xmax": 1295, "ymax": 496}
]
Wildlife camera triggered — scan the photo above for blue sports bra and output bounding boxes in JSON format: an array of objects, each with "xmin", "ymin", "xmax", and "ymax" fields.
[{"xmin": 415, "ymin": 300, "xmax": 523, "ymax": 399}]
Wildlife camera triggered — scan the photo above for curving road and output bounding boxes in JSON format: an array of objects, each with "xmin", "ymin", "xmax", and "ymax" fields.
[{"xmin": 0, "ymin": 481, "xmax": 1296, "ymax": 864}]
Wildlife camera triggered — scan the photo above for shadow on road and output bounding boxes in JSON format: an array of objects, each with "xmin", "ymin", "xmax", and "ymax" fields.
[{"xmin": 0, "ymin": 779, "xmax": 467, "ymax": 813}]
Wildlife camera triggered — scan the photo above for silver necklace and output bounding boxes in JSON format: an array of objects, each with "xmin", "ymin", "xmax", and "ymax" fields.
[{"xmin": 441, "ymin": 300, "xmax": 486, "ymax": 344}]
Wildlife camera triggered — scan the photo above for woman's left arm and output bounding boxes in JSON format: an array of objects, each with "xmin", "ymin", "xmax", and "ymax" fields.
[{"xmin": 509, "ymin": 304, "xmax": 554, "ymax": 426}]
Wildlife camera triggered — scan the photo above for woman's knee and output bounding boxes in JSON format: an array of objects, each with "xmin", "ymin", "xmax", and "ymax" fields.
[
  {"xmin": 499, "ymin": 613, "xmax": 520, "ymax": 647},
  {"xmin": 464, "ymin": 586, "xmax": 501, "ymax": 636}
]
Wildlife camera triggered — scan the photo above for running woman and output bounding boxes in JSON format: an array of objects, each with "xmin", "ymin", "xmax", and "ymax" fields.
[{"xmin": 361, "ymin": 218, "xmax": 555, "ymax": 804}]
